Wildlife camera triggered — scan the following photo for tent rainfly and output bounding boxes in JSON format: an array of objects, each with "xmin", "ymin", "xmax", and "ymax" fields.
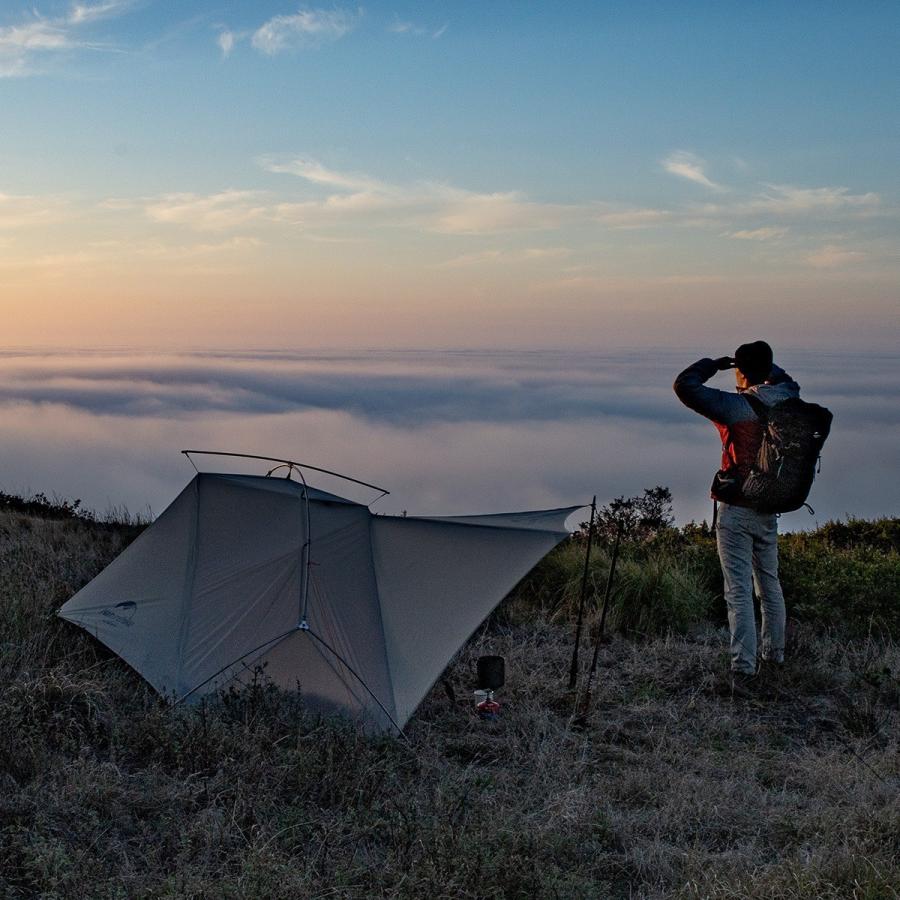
[{"xmin": 60, "ymin": 468, "xmax": 578, "ymax": 732}]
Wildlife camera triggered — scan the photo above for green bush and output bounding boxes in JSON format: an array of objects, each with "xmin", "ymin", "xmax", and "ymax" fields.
[
  {"xmin": 508, "ymin": 532, "xmax": 718, "ymax": 637},
  {"xmin": 509, "ymin": 515, "xmax": 900, "ymax": 638},
  {"xmin": 607, "ymin": 548, "xmax": 715, "ymax": 636},
  {"xmin": 780, "ymin": 540, "xmax": 900, "ymax": 633}
]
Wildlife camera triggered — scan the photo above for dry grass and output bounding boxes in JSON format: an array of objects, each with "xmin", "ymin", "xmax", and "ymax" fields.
[{"xmin": 1, "ymin": 508, "xmax": 898, "ymax": 899}]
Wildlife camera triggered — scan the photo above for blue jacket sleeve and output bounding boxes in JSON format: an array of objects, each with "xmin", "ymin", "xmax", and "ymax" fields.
[{"xmin": 673, "ymin": 358, "xmax": 750, "ymax": 425}]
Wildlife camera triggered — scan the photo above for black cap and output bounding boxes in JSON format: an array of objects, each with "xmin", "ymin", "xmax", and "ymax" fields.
[{"xmin": 733, "ymin": 340, "xmax": 773, "ymax": 384}]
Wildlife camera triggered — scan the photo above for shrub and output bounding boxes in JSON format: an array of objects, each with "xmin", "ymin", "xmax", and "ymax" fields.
[
  {"xmin": 512, "ymin": 510, "xmax": 900, "ymax": 638},
  {"xmin": 779, "ymin": 540, "xmax": 900, "ymax": 633},
  {"xmin": 606, "ymin": 549, "xmax": 715, "ymax": 636}
]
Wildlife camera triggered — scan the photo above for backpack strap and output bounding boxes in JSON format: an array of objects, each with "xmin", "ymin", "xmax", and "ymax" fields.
[{"xmin": 743, "ymin": 392, "xmax": 768, "ymax": 422}]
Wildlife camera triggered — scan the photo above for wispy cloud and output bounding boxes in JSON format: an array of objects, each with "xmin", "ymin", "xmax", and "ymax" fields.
[
  {"xmin": 144, "ymin": 190, "xmax": 270, "ymax": 231},
  {"xmin": 744, "ymin": 184, "xmax": 880, "ymax": 216},
  {"xmin": 216, "ymin": 8, "xmax": 359, "ymax": 59},
  {"xmin": 251, "ymin": 6, "xmax": 359, "ymax": 55},
  {"xmin": 216, "ymin": 29, "xmax": 236, "ymax": 58},
  {"xmin": 0, "ymin": 250, "xmax": 104, "ymax": 277},
  {"xmin": 388, "ymin": 17, "xmax": 447, "ymax": 38},
  {"xmin": 428, "ymin": 187, "xmax": 574, "ymax": 234},
  {"xmin": 131, "ymin": 235, "xmax": 262, "ymax": 260},
  {"xmin": 0, "ymin": 191, "xmax": 71, "ymax": 228},
  {"xmin": 437, "ymin": 247, "xmax": 572, "ymax": 268},
  {"xmin": 261, "ymin": 156, "xmax": 583, "ymax": 234},
  {"xmin": 388, "ymin": 18, "xmax": 424, "ymax": 36},
  {"xmin": 264, "ymin": 157, "xmax": 385, "ymax": 193},
  {"xmin": 662, "ymin": 151, "xmax": 724, "ymax": 191},
  {"xmin": 0, "ymin": 236, "xmax": 262, "ymax": 283},
  {"xmin": 0, "ymin": 1, "xmax": 131, "ymax": 76},
  {"xmin": 536, "ymin": 273, "xmax": 727, "ymax": 294},
  {"xmin": 68, "ymin": 1, "xmax": 131, "ymax": 25},
  {"xmin": 725, "ymin": 226, "xmax": 789, "ymax": 241},
  {"xmin": 125, "ymin": 153, "xmax": 894, "ymax": 248},
  {"xmin": 1, "ymin": 19, "xmax": 70, "ymax": 76},
  {"xmin": 593, "ymin": 206, "xmax": 671, "ymax": 230},
  {"xmin": 805, "ymin": 244, "xmax": 868, "ymax": 268}
]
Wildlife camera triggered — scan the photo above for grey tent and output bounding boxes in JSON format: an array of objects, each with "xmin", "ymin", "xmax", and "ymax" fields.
[{"xmin": 60, "ymin": 468, "xmax": 578, "ymax": 732}]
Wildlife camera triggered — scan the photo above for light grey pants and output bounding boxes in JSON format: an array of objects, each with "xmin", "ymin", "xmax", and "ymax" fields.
[{"xmin": 716, "ymin": 502, "xmax": 786, "ymax": 674}]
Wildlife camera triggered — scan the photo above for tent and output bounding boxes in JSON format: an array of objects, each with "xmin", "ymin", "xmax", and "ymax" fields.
[{"xmin": 60, "ymin": 462, "xmax": 578, "ymax": 732}]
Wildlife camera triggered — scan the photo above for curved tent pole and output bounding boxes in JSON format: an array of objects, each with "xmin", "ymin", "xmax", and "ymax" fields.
[
  {"xmin": 264, "ymin": 461, "xmax": 314, "ymax": 625},
  {"xmin": 291, "ymin": 464, "xmax": 313, "ymax": 625},
  {"xmin": 180, "ymin": 451, "xmax": 327, "ymax": 630},
  {"xmin": 261, "ymin": 462, "xmax": 313, "ymax": 624},
  {"xmin": 180, "ymin": 450, "xmax": 390, "ymax": 503}
]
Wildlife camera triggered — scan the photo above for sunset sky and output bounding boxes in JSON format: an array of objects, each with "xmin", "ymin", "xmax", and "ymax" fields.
[{"xmin": 2, "ymin": 1, "xmax": 898, "ymax": 349}]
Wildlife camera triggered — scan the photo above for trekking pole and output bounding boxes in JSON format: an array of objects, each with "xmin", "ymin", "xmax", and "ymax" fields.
[
  {"xmin": 573, "ymin": 521, "xmax": 622, "ymax": 726},
  {"xmin": 568, "ymin": 496, "xmax": 597, "ymax": 690}
]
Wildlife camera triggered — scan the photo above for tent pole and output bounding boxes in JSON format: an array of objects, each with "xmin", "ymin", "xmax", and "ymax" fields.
[
  {"xmin": 567, "ymin": 496, "xmax": 596, "ymax": 690},
  {"xmin": 181, "ymin": 450, "xmax": 390, "ymax": 502},
  {"xmin": 291, "ymin": 465, "xmax": 313, "ymax": 625},
  {"xmin": 574, "ymin": 521, "xmax": 622, "ymax": 724}
]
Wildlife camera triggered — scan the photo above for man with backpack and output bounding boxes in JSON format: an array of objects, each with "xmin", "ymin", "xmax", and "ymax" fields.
[{"xmin": 673, "ymin": 341, "xmax": 827, "ymax": 696}]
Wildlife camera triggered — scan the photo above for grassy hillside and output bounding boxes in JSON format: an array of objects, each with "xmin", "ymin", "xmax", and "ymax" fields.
[{"xmin": 1, "ymin": 496, "xmax": 898, "ymax": 899}]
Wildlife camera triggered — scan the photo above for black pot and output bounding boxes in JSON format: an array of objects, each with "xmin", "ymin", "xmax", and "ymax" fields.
[{"xmin": 476, "ymin": 655, "xmax": 505, "ymax": 691}]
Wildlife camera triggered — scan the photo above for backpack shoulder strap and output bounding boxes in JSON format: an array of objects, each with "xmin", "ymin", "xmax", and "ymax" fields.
[{"xmin": 743, "ymin": 392, "xmax": 768, "ymax": 422}]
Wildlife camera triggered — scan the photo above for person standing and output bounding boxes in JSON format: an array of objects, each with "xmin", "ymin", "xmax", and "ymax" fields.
[{"xmin": 674, "ymin": 341, "xmax": 799, "ymax": 695}]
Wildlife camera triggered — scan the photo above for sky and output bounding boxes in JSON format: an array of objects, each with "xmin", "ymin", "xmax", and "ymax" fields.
[
  {"xmin": 1, "ymin": 1, "xmax": 898, "ymax": 349},
  {"xmin": 1, "ymin": 3, "xmax": 898, "ymax": 523}
]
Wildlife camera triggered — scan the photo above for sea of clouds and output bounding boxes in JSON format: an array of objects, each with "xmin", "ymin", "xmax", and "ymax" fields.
[{"xmin": 0, "ymin": 348, "xmax": 897, "ymax": 530}]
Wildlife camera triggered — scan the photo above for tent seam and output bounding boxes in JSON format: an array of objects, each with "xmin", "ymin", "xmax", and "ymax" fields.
[
  {"xmin": 175, "ymin": 475, "xmax": 202, "ymax": 697},
  {"xmin": 367, "ymin": 515, "xmax": 400, "ymax": 723}
]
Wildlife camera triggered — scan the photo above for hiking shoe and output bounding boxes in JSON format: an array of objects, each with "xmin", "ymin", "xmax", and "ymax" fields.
[{"xmin": 730, "ymin": 671, "xmax": 758, "ymax": 700}]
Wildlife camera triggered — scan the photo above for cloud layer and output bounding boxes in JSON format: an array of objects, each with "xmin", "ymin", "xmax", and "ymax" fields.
[{"xmin": 0, "ymin": 350, "xmax": 896, "ymax": 528}]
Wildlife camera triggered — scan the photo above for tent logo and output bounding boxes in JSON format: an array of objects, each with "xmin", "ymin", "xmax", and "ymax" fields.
[{"xmin": 101, "ymin": 601, "xmax": 137, "ymax": 628}]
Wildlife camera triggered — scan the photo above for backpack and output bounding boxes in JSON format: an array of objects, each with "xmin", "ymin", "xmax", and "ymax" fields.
[{"xmin": 739, "ymin": 394, "xmax": 833, "ymax": 513}]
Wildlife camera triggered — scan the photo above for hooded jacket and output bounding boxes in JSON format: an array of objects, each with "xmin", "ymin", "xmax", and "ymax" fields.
[{"xmin": 674, "ymin": 358, "xmax": 801, "ymax": 505}]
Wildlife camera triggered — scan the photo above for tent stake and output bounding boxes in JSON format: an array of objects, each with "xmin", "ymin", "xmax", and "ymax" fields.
[{"xmin": 568, "ymin": 496, "xmax": 596, "ymax": 690}]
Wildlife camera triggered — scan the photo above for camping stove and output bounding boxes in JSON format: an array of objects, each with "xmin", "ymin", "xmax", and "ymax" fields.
[{"xmin": 474, "ymin": 655, "xmax": 505, "ymax": 720}]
